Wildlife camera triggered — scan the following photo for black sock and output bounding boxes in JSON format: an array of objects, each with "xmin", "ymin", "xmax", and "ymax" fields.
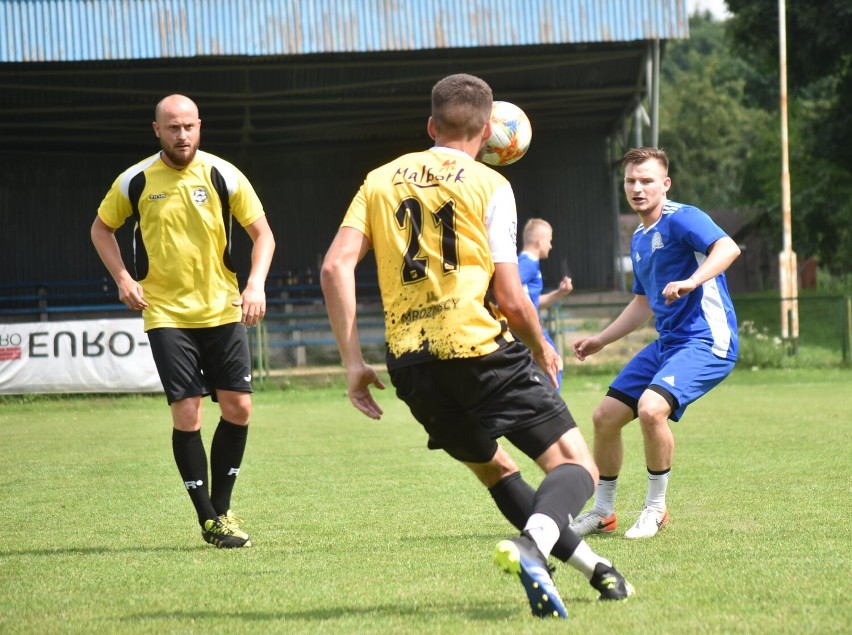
[
  {"xmin": 533, "ymin": 463, "xmax": 595, "ymax": 562},
  {"xmin": 172, "ymin": 428, "xmax": 217, "ymax": 526},
  {"xmin": 210, "ymin": 418, "xmax": 249, "ymax": 516},
  {"xmin": 489, "ymin": 471, "xmax": 535, "ymax": 530},
  {"xmin": 550, "ymin": 527, "xmax": 583, "ymax": 563},
  {"xmin": 534, "ymin": 463, "xmax": 595, "ymax": 525},
  {"xmin": 489, "ymin": 468, "xmax": 587, "ymax": 563}
]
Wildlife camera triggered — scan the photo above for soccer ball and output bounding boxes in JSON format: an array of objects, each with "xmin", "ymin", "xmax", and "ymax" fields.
[{"xmin": 481, "ymin": 101, "xmax": 532, "ymax": 166}]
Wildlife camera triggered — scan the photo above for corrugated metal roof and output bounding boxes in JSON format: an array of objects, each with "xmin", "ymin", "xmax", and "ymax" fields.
[{"xmin": 1, "ymin": 0, "xmax": 688, "ymax": 62}]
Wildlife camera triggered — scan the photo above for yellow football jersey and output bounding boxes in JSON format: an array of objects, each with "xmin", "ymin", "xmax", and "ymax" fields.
[
  {"xmin": 342, "ymin": 147, "xmax": 516, "ymax": 367},
  {"xmin": 97, "ymin": 150, "xmax": 265, "ymax": 330}
]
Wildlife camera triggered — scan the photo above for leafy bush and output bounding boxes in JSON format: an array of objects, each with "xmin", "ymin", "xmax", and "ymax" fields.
[{"xmin": 736, "ymin": 320, "xmax": 788, "ymax": 368}]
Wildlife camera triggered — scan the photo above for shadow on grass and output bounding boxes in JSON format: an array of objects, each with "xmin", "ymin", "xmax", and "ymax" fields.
[
  {"xmin": 119, "ymin": 601, "xmax": 521, "ymax": 623},
  {"xmin": 0, "ymin": 544, "xmax": 219, "ymax": 558}
]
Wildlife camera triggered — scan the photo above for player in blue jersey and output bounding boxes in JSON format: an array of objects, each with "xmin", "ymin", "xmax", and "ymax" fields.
[
  {"xmin": 518, "ymin": 218, "xmax": 573, "ymax": 389},
  {"xmin": 570, "ymin": 147, "xmax": 740, "ymax": 540}
]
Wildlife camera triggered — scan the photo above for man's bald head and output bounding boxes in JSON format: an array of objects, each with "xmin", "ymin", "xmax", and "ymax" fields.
[{"xmin": 152, "ymin": 95, "xmax": 202, "ymax": 169}]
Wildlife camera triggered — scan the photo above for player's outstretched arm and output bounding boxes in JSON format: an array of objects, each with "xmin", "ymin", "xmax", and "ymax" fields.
[
  {"xmin": 573, "ymin": 295, "xmax": 653, "ymax": 361},
  {"xmin": 539, "ymin": 276, "xmax": 573, "ymax": 310},
  {"xmin": 321, "ymin": 227, "xmax": 385, "ymax": 419}
]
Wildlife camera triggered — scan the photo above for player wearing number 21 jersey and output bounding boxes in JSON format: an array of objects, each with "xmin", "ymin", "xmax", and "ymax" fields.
[
  {"xmin": 322, "ymin": 75, "xmax": 634, "ymax": 618},
  {"xmin": 341, "ymin": 147, "xmax": 519, "ymax": 369}
]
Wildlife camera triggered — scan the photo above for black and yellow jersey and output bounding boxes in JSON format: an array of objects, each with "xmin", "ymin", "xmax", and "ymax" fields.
[
  {"xmin": 97, "ymin": 150, "xmax": 265, "ymax": 330},
  {"xmin": 342, "ymin": 147, "xmax": 518, "ymax": 368}
]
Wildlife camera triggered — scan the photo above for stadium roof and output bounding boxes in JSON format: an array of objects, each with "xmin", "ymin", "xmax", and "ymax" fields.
[{"xmin": 0, "ymin": 0, "xmax": 689, "ymax": 154}]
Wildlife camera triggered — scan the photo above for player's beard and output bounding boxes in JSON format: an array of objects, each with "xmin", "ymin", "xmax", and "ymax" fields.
[{"xmin": 161, "ymin": 140, "xmax": 198, "ymax": 169}]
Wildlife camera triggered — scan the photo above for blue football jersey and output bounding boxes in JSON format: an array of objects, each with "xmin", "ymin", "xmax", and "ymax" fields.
[
  {"xmin": 518, "ymin": 252, "xmax": 544, "ymax": 310},
  {"xmin": 518, "ymin": 251, "xmax": 560, "ymax": 368},
  {"xmin": 630, "ymin": 201, "xmax": 738, "ymax": 360}
]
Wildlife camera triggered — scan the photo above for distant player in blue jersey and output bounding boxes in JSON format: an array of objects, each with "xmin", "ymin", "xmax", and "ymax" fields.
[
  {"xmin": 570, "ymin": 147, "xmax": 740, "ymax": 540},
  {"xmin": 518, "ymin": 219, "xmax": 573, "ymax": 389}
]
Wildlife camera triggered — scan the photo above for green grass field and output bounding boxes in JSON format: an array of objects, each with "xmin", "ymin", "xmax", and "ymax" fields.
[{"xmin": 1, "ymin": 368, "xmax": 850, "ymax": 634}]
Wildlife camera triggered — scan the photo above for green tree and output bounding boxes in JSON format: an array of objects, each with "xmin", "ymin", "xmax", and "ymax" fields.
[
  {"xmin": 659, "ymin": 15, "xmax": 771, "ymax": 211},
  {"xmin": 657, "ymin": 6, "xmax": 852, "ymax": 276},
  {"xmin": 726, "ymin": 0, "xmax": 852, "ymax": 274}
]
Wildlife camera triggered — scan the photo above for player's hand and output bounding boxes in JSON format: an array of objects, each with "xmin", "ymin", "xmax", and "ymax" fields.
[
  {"xmin": 234, "ymin": 285, "xmax": 266, "ymax": 327},
  {"xmin": 661, "ymin": 278, "xmax": 698, "ymax": 305},
  {"xmin": 557, "ymin": 276, "xmax": 573, "ymax": 297},
  {"xmin": 573, "ymin": 336, "xmax": 604, "ymax": 361},
  {"xmin": 531, "ymin": 343, "xmax": 560, "ymax": 388},
  {"xmin": 346, "ymin": 363, "xmax": 386, "ymax": 420},
  {"xmin": 117, "ymin": 277, "xmax": 148, "ymax": 311}
]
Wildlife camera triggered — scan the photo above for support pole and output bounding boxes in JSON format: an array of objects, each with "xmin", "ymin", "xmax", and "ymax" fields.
[
  {"xmin": 651, "ymin": 39, "xmax": 660, "ymax": 147},
  {"xmin": 778, "ymin": 0, "xmax": 798, "ymax": 349}
]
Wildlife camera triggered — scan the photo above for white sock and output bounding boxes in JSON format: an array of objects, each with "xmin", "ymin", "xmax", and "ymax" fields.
[
  {"xmin": 592, "ymin": 477, "xmax": 618, "ymax": 516},
  {"xmin": 567, "ymin": 541, "xmax": 611, "ymax": 580},
  {"xmin": 645, "ymin": 468, "xmax": 670, "ymax": 510},
  {"xmin": 523, "ymin": 513, "xmax": 560, "ymax": 558}
]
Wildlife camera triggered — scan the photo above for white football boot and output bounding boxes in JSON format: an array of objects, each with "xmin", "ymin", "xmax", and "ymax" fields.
[{"xmin": 624, "ymin": 507, "xmax": 669, "ymax": 539}]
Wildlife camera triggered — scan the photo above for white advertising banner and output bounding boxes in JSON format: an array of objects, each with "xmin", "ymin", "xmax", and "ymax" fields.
[{"xmin": 0, "ymin": 318, "xmax": 163, "ymax": 394}]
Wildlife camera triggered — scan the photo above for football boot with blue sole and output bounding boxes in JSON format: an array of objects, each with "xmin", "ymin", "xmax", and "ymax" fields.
[{"xmin": 494, "ymin": 532, "xmax": 567, "ymax": 619}]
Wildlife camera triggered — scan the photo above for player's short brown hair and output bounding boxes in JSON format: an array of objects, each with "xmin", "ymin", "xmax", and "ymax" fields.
[
  {"xmin": 431, "ymin": 74, "xmax": 492, "ymax": 140},
  {"xmin": 622, "ymin": 146, "xmax": 669, "ymax": 172}
]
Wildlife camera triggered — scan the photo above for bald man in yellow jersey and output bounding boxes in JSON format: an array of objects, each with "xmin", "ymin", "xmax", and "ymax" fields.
[
  {"xmin": 321, "ymin": 74, "xmax": 633, "ymax": 618},
  {"xmin": 92, "ymin": 94, "xmax": 275, "ymax": 548}
]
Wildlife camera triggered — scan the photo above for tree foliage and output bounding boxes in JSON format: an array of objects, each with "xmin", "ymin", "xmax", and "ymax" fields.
[
  {"xmin": 727, "ymin": 0, "xmax": 852, "ymax": 274},
  {"xmin": 659, "ymin": 5, "xmax": 852, "ymax": 275},
  {"xmin": 659, "ymin": 15, "xmax": 771, "ymax": 211}
]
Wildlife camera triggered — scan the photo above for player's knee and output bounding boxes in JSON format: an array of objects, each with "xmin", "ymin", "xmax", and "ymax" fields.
[
  {"xmin": 220, "ymin": 394, "xmax": 252, "ymax": 424},
  {"xmin": 536, "ymin": 429, "xmax": 597, "ymax": 482},
  {"xmin": 469, "ymin": 445, "xmax": 519, "ymax": 487},
  {"xmin": 580, "ymin": 459, "xmax": 599, "ymax": 485},
  {"xmin": 592, "ymin": 403, "xmax": 626, "ymax": 433},
  {"xmin": 490, "ymin": 445, "xmax": 519, "ymax": 472},
  {"xmin": 591, "ymin": 406, "xmax": 606, "ymax": 428},
  {"xmin": 170, "ymin": 397, "xmax": 202, "ymax": 430},
  {"xmin": 468, "ymin": 461, "xmax": 518, "ymax": 489},
  {"xmin": 637, "ymin": 393, "xmax": 671, "ymax": 426}
]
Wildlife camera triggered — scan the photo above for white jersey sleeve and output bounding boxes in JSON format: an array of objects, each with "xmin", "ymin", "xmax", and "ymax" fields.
[{"xmin": 485, "ymin": 182, "xmax": 519, "ymax": 263}]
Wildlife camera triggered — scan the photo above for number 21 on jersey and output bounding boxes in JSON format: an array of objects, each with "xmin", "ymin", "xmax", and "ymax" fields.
[{"xmin": 394, "ymin": 197, "xmax": 459, "ymax": 284}]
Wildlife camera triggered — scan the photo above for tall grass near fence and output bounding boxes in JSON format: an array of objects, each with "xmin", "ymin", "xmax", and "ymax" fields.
[{"xmin": 734, "ymin": 291, "xmax": 851, "ymax": 367}]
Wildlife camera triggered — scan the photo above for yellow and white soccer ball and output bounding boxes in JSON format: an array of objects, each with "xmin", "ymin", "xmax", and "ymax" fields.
[{"xmin": 481, "ymin": 101, "xmax": 532, "ymax": 166}]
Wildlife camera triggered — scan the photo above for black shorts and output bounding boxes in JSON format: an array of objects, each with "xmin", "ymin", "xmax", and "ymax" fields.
[
  {"xmin": 147, "ymin": 323, "xmax": 252, "ymax": 405},
  {"xmin": 389, "ymin": 340, "xmax": 575, "ymax": 463}
]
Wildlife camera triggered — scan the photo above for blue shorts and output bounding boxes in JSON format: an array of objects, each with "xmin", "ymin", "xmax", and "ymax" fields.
[{"xmin": 609, "ymin": 339, "xmax": 735, "ymax": 421}]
